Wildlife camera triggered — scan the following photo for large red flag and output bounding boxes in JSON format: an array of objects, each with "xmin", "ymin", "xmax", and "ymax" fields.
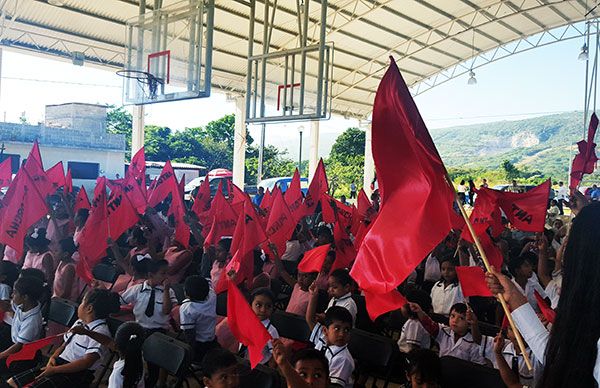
[
  {"xmin": 147, "ymin": 161, "xmax": 178, "ymax": 208},
  {"xmin": 107, "ymin": 185, "xmax": 139, "ymax": 241},
  {"xmin": 350, "ymin": 58, "xmax": 456, "ymax": 319},
  {"xmin": 285, "ymin": 169, "xmax": 305, "ymax": 224},
  {"xmin": 492, "ymin": 180, "xmax": 550, "ymax": 233},
  {"xmin": 456, "ymin": 266, "xmax": 493, "ymax": 297},
  {"xmin": 363, "ymin": 289, "xmax": 407, "ymax": 321},
  {"xmin": 204, "ymin": 185, "xmax": 238, "ymax": 248},
  {"xmin": 264, "ymin": 189, "xmax": 295, "ymax": 258},
  {"xmin": 304, "ymin": 159, "xmax": 328, "ymax": 216},
  {"xmin": 77, "ymin": 177, "xmax": 109, "ymax": 283},
  {"xmin": 108, "ymin": 176, "xmax": 147, "ymax": 215},
  {"xmin": 74, "ymin": 186, "xmax": 91, "ymax": 213},
  {"xmin": 570, "ymin": 113, "xmax": 599, "ymax": 189},
  {"xmin": 64, "ymin": 169, "xmax": 73, "ymax": 195},
  {"xmin": 297, "ymin": 244, "xmax": 332, "ymax": 273},
  {"xmin": 129, "ymin": 147, "xmax": 147, "ymax": 194},
  {"xmin": 23, "ymin": 141, "xmax": 53, "ymax": 198},
  {"xmin": 227, "ymin": 282, "xmax": 272, "ymax": 368},
  {"xmin": 0, "ymin": 170, "xmax": 49, "ymax": 255},
  {"xmin": 6, "ymin": 334, "xmax": 63, "ymax": 366},
  {"xmin": 46, "ymin": 162, "xmax": 65, "ymax": 193},
  {"xmin": 191, "ymin": 176, "xmax": 211, "ymax": 219},
  {"xmin": 0, "ymin": 158, "xmax": 13, "ymax": 188}
]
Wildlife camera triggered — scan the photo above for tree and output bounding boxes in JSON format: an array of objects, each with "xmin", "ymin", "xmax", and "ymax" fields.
[
  {"xmin": 144, "ymin": 125, "xmax": 172, "ymax": 161},
  {"xmin": 329, "ymin": 127, "xmax": 365, "ymax": 163},
  {"xmin": 502, "ymin": 160, "xmax": 521, "ymax": 180},
  {"xmin": 106, "ymin": 105, "xmax": 133, "ymax": 152},
  {"xmin": 326, "ymin": 128, "xmax": 366, "ymax": 196}
]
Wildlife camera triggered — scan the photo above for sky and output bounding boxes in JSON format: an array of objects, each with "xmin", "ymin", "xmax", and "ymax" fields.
[{"xmin": 0, "ymin": 28, "xmax": 589, "ymax": 160}]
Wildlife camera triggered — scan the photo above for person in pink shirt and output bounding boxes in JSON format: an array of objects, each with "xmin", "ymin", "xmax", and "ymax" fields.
[
  {"xmin": 72, "ymin": 208, "xmax": 89, "ymax": 247},
  {"xmin": 23, "ymin": 228, "xmax": 55, "ymax": 287},
  {"xmin": 162, "ymin": 241, "xmax": 193, "ymax": 284},
  {"xmin": 209, "ymin": 238, "xmax": 232, "ymax": 286},
  {"xmin": 272, "ymin": 244, "xmax": 317, "ymax": 317},
  {"xmin": 1, "ymin": 245, "xmax": 22, "ymax": 266},
  {"xmin": 52, "ymin": 238, "xmax": 85, "ymax": 301},
  {"xmin": 47, "ymin": 201, "xmax": 74, "ymax": 255}
]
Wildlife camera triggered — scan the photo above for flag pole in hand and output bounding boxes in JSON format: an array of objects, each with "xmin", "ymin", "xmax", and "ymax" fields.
[{"xmin": 446, "ymin": 174, "xmax": 533, "ymax": 372}]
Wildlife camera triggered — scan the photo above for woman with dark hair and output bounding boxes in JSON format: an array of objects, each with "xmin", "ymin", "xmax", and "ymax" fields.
[{"xmin": 486, "ymin": 194, "xmax": 600, "ymax": 388}]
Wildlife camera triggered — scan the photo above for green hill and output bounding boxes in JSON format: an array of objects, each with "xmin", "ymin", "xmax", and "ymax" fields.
[{"xmin": 429, "ymin": 111, "xmax": 599, "ymax": 183}]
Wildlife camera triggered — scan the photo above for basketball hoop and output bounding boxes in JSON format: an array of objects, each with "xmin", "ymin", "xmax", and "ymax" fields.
[{"xmin": 117, "ymin": 69, "xmax": 164, "ymax": 100}]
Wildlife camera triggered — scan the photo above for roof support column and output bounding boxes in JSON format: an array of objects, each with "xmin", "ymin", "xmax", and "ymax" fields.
[
  {"xmin": 232, "ymin": 95, "xmax": 247, "ymax": 189},
  {"xmin": 363, "ymin": 122, "xmax": 374, "ymax": 197},
  {"xmin": 308, "ymin": 120, "xmax": 320, "ymax": 182},
  {"xmin": 131, "ymin": 105, "xmax": 145, "ymax": 157}
]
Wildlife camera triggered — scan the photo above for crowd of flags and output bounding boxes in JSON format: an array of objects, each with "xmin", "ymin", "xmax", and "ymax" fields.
[{"xmin": 0, "ymin": 57, "xmax": 597, "ymax": 368}]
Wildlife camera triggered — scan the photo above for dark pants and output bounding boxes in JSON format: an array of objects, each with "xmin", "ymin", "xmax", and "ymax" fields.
[
  {"xmin": 144, "ymin": 327, "xmax": 167, "ymax": 387},
  {"xmin": 193, "ymin": 339, "xmax": 220, "ymax": 363},
  {"xmin": 349, "ymin": 191, "xmax": 357, "ymax": 199},
  {"xmin": 7, "ymin": 357, "xmax": 94, "ymax": 388},
  {"xmin": 558, "ymin": 199, "xmax": 565, "ymax": 215}
]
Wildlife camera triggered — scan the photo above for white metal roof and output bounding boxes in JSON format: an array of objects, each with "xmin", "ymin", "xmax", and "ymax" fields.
[{"xmin": 0, "ymin": 0, "xmax": 594, "ymax": 118}]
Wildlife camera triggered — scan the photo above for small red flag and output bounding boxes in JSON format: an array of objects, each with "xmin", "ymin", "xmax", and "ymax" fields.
[
  {"xmin": 45, "ymin": 162, "xmax": 65, "ymax": 193},
  {"xmin": 23, "ymin": 141, "xmax": 53, "ymax": 198},
  {"xmin": 297, "ymin": 244, "xmax": 331, "ymax": 273},
  {"xmin": 461, "ymin": 188, "xmax": 503, "ymax": 243},
  {"xmin": 177, "ymin": 174, "xmax": 185, "ymax": 200},
  {"xmin": 147, "ymin": 161, "xmax": 178, "ymax": 208},
  {"xmin": 357, "ymin": 189, "xmax": 372, "ymax": 219},
  {"xmin": 107, "ymin": 184, "xmax": 139, "ymax": 241},
  {"xmin": 456, "ymin": 266, "xmax": 494, "ymax": 297},
  {"xmin": 0, "ymin": 158, "xmax": 12, "ymax": 188},
  {"xmin": 363, "ymin": 289, "xmax": 407, "ymax": 321},
  {"xmin": 74, "ymin": 186, "xmax": 91, "ymax": 213},
  {"xmin": 534, "ymin": 290, "xmax": 555, "ymax": 324},
  {"xmin": 304, "ymin": 159, "xmax": 328, "ymax": 216},
  {"xmin": 169, "ymin": 193, "xmax": 190, "ymax": 248},
  {"xmin": 350, "ymin": 59, "xmax": 456, "ymax": 319},
  {"xmin": 264, "ymin": 189, "xmax": 295, "ymax": 258},
  {"xmin": 64, "ymin": 169, "xmax": 73, "ymax": 194},
  {"xmin": 285, "ymin": 169, "xmax": 304, "ymax": 224},
  {"xmin": 227, "ymin": 282, "xmax": 272, "ymax": 368},
  {"xmin": 78, "ymin": 177, "xmax": 109, "ymax": 284},
  {"xmin": 492, "ymin": 180, "xmax": 551, "ymax": 233},
  {"xmin": 6, "ymin": 334, "xmax": 62, "ymax": 366},
  {"xmin": 259, "ymin": 189, "xmax": 274, "ymax": 217},
  {"xmin": 332, "ymin": 222, "xmax": 356, "ymax": 271},
  {"xmin": 191, "ymin": 176, "xmax": 211, "ymax": 220},
  {"xmin": 570, "ymin": 113, "xmax": 599, "ymax": 189},
  {"xmin": 204, "ymin": 185, "xmax": 238, "ymax": 248},
  {"xmin": 129, "ymin": 147, "xmax": 147, "ymax": 195}
]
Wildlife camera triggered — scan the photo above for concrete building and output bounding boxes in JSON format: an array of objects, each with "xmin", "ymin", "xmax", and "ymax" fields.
[{"xmin": 0, "ymin": 103, "xmax": 125, "ymax": 190}]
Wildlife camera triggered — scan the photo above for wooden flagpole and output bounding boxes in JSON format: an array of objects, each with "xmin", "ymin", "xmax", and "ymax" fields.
[{"xmin": 445, "ymin": 175, "xmax": 533, "ymax": 371}]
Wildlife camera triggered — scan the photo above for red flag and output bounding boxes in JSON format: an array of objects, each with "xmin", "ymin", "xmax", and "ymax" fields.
[
  {"xmin": 478, "ymin": 232, "xmax": 504, "ymax": 269},
  {"xmin": 264, "ymin": 189, "xmax": 295, "ymax": 258},
  {"xmin": 227, "ymin": 282, "xmax": 272, "ymax": 368},
  {"xmin": 108, "ymin": 176, "xmax": 147, "ymax": 215},
  {"xmin": 570, "ymin": 113, "xmax": 599, "ymax": 189},
  {"xmin": 321, "ymin": 196, "xmax": 336, "ymax": 224},
  {"xmin": 0, "ymin": 158, "xmax": 12, "ymax": 188},
  {"xmin": 191, "ymin": 176, "xmax": 211, "ymax": 219},
  {"xmin": 23, "ymin": 141, "xmax": 53, "ymax": 198},
  {"xmin": 304, "ymin": 159, "xmax": 328, "ymax": 216},
  {"xmin": 461, "ymin": 188, "xmax": 503, "ymax": 243},
  {"xmin": 332, "ymin": 221, "xmax": 356, "ymax": 271},
  {"xmin": 177, "ymin": 174, "xmax": 185, "ymax": 199},
  {"xmin": 492, "ymin": 180, "xmax": 550, "ymax": 232},
  {"xmin": 357, "ymin": 189, "xmax": 372, "ymax": 219},
  {"xmin": 285, "ymin": 169, "xmax": 305, "ymax": 224},
  {"xmin": 260, "ymin": 189, "xmax": 274, "ymax": 216},
  {"xmin": 363, "ymin": 289, "xmax": 407, "ymax": 321},
  {"xmin": 129, "ymin": 147, "xmax": 147, "ymax": 194},
  {"xmin": 204, "ymin": 185, "xmax": 238, "ymax": 248},
  {"xmin": 74, "ymin": 186, "xmax": 91, "ymax": 213},
  {"xmin": 350, "ymin": 59, "xmax": 456, "ymax": 319},
  {"xmin": 456, "ymin": 266, "xmax": 493, "ymax": 297},
  {"xmin": 147, "ymin": 161, "xmax": 178, "ymax": 208},
  {"xmin": 77, "ymin": 177, "xmax": 109, "ymax": 284},
  {"xmin": 46, "ymin": 162, "xmax": 65, "ymax": 193},
  {"xmin": 64, "ymin": 169, "xmax": 73, "ymax": 194},
  {"xmin": 6, "ymin": 334, "xmax": 62, "ymax": 366},
  {"xmin": 297, "ymin": 244, "xmax": 331, "ymax": 273},
  {"xmin": 534, "ymin": 290, "xmax": 555, "ymax": 324},
  {"xmin": 107, "ymin": 184, "xmax": 139, "ymax": 241},
  {"xmin": 169, "ymin": 192, "xmax": 190, "ymax": 248},
  {"xmin": 0, "ymin": 170, "xmax": 49, "ymax": 256}
]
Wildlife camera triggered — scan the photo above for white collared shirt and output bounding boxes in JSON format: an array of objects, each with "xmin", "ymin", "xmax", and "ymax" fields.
[
  {"xmin": 512, "ymin": 277, "xmax": 548, "ymax": 313},
  {"xmin": 121, "ymin": 281, "xmax": 178, "ymax": 329},
  {"xmin": 436, "ymin": 326, "xmax": 485, "ymax": 364},
  {"xmin": 11, "ymin": 302, "xmax": 43, "ymax": 344},
  {"xmin": 398, "ymin": 318, "xmax": 430, "ymax": 353},
  {"xmin": 179, "ymin": 286, "xmax": 217, "ymax": 342},
  {"xmin": 327, "ymin": 293, "xmax": 357, "ymax": 324},
  {"xmin": 423, "ymin": 255, "xmax": 441, "ymax": 282},
  {"xmin": 310, "ymin": 323, "xmax": 354, "ymax": 388},
  {"xmin": 0, "ymin": 284, "xmax": 11, "ymax": 301},
  {"xmin": 240, "ymin": 319, "xmax": 279, "ymax": 365},
  {"xmin": 60, "ymin": 319, "xmax": 110, "ymax": 370},
  {"xmin": 431, "ymin": 281, "xmax": 466, "ymax": 316},
  {"xmin": 108, "ymin": 358, "xmax": 145, "ymax": 388}
]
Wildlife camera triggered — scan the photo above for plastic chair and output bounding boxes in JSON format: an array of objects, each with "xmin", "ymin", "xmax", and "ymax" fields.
[
  {"xmin": 348, "ymin": 328, "xmax": 398, "ymax": 388},
  {"xmin": 143, "ymin": 332, "xmax": 201, "ymax": 388},
  {"xmin": 92, "ymin": 263, "xmax": 121, "ymax": 290},
  {"xmin": 440, "ymin": 356, "xmax": 505, "ymax": 388},
  {"xmin": 47, "ymin": 297, "xmax": 78, "ymax": 329},
  {"xmin": 270, "ymin": 311, "xmax": 311, "ymax": 343}
]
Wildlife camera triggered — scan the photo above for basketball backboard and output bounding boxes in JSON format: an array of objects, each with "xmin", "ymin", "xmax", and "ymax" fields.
[{"xmin": 119, "ymin": 0, "xmax": 214, "ymax": 105}]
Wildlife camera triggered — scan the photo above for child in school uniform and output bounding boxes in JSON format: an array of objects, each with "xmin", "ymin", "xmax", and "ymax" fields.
[
  {"xmin": 52, "ymin": 238, "xmax": 85, "ymax": 302},
  {"xmin": 430, "ymin": 257, "xmax": 466, "ymax": 316},
  {"xmin": 242, "ymin": 288, "xmax": 279, "ymax": 366},
  {"xmin": 326, "ymin": 269, "xmax": 357, "ymax": 324},
  {"xmin": 0, "ymin": 261, "xmax": 19, "ymax": 313},
  {"xmin": 120, "ymin": 259, "xmax": 177, "ymax": 387},
  {"xmin": 0, "ymin": 276, "xmax": 44, "ymax": 376},
  {"xmin": 113, "ymin": 254, "xmax": 151, "ymax": 295},
  {"xmin": 201, "ymin": 348, "xmax": 240, "ymax": 388},
  {"xmin": 508, "ymin": 255, "xmax": 549, "ymax": 313},
  {"xmin": 6, "ymin": 288, "xmax": 120, "ymax": 387},
  {"xmin": 397, "ymin": 289, "xmax": 432, "ymax": 353},
  {"xmin": 179, "ymin": 276, "xmax": 218, "ymax": 362},
  {"xmin": 272, "ymin": 340, "xmax": 330, "ymax": 388},
  {"xmin": 22, "ymin": 229, "xmax": 55, "ymax": 288},
  {"xmin": 410, "ymin": 302, "xmax": 485, "ymax": 365},
  {"xmin": 404, "ymin": 349, "xmax": 442, "ymax": 388},
  {"xmin": 305, "ymin": 302, "xmax": 355, "ymax": 388}
]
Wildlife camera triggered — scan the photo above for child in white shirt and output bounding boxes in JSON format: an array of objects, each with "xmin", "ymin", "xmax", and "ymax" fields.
[
  {"xmin": 430, "ymin": 258, "xmax": 466, "ymax": 316},
  {"xmin": 410, "ymin": 302, "xmax": 485, "ymax": 365},
  {"xmin": 326, "ymin": 269, "xmax": 357, "ymax": 324},
  {"xmin": 397, "ymin": 289, "xmax": 431, "ymax": 353},
  {"xmin": 242, "ymin": 288, "xmax": 279, "ymax": 366}
]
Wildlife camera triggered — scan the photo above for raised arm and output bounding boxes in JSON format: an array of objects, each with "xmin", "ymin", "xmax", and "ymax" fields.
[
  {"xmin": 271, "ymin": 243, "xmax": 296, "ymax": 288},
  {"xmin": 305, "ymin": 278, "xmax": 319, "ymax": 331},
  {"xmin": 408, "ymin": 302, "xmax": 439, "ymax": 337},
  {"xmin": 493, "ymin": 333, "xmax": 522, "ymax": 388}
]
